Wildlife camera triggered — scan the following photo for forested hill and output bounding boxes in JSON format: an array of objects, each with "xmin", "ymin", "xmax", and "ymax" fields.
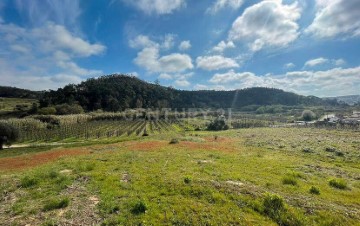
[
  {"xmin": 0, "ymin": 86, "xmax": 42, "ymax": 99},
  {"xmin": 38, "ymin": 74, "xmax": 329, "ymax": 111}
]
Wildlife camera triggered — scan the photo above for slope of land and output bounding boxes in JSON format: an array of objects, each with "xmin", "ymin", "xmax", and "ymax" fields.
[
  {"xmin": 39, "ymin": 74, "xmax": 329, "ymax": 111},
  {"xmin": 0, "ymin": 128, "xmax": 359, "ymax": 225}
]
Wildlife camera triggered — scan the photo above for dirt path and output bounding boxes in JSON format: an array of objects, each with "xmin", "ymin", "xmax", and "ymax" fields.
[{"xmin": 0, "ymin": 148, "xmax": 91, "ymax": 171}]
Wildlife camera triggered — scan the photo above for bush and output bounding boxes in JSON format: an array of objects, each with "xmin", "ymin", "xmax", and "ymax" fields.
[
  {"xmin": 38, "ymin": 107, "xmax": 56, "ymax": 115},
  {"xmin": 282, "ymin": 176, "xmax": 298, "ymax": 186},
  {"xmin": 55, "ymin": 104, "xmax": 84, "ymax": 115},
  {"xmin": 131, "ymin": 201, "xmax": 147, "ymax": 214},
  {"xmin": 43, "ymin": 197, "xmax": 69, "ymax": 211},
  {"xmin": 184, "ymin": 176, "xmax": 192, "ymax": 184},
  {"xmin": 329, "ymin": 178, "xmax": 347, "ymax": 189},
  {"xmin": 20, "ymin": 176, "xmax": 38, "ymax": 188},
  {"xmin": 309, "ymin": 186, "xmax": 320, "ymax": 195},
  {"xmin": 0, "ymin": 122, "xmax": 20, "ymax": 149},
  {"xmin": 263, "ymin": 193, "xmax": 285, "ymax": 220},
  {"xmin": 207, "ymin": 116, "xmax": 229, "ymax": 131},
  {"xmin": 169, "ymin": 138, "xmax": 179, "ymax": 144},
  {"xmin": 301, "ymin": 110, "xmax": 316, "ymax": 121}
]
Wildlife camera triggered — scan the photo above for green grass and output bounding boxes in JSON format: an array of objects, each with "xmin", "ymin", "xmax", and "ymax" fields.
[
  {"xmin": 0, "ymin": 127, "xmax": 359, "ymax": 225},
  {"xmin": 329, "ymin": 178, "xmax": 348, "ymax": 190},
  {"xmin": 42, "ymin": 197, "xmax": 69, "ymax": 211}
]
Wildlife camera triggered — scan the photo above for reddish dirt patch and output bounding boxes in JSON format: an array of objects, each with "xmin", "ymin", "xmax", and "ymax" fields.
[
  {"xmin": 0, "ymin": 148, "xmax": 90, "ymax": 172},
  {"xmin": 128, "ymin": 140, "xmax": 167, "ymax": 151}
]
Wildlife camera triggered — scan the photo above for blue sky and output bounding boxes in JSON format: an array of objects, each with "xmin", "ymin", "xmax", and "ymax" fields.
[{"xmin": 0, "ymin": 0, "xmax": 359, "ymax": 97}]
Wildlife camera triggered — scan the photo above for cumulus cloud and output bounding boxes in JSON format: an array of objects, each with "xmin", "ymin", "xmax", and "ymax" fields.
[
  {"xmin": 158, "ymin": 73, "xmax": 173, "ymax": 80},
  {"xmin": 196, "ymin": 55, "xmax": 239, "ymax": 71},
  {"xmin": 162, "ymin": 34, "xmax": 176, "ymax": 50},
  {"xmin": 208, "ymin": 66, "xmax": 360, "ymax": 96},
  {"xmin": 306, "ymin": 0, "xmax": 360, "ymax": 38},
  {"xmin": 123, "ymin": 0, "xmax": 186, "ymax": 15},
  {"xmin": 32, "ymin": 23, "xmax": 106, "ymax": 57},
  {"xmin": 174, "ymin": 79, "xmax": 190, "ymax": 87},
  {"xmin": 129, "ymin": 35, "xmax": 159, "ymax": 49},
  {"xmin": 212, "ymin": 41, "xmax": 235, "ymax": 53},
  {"xmin": 229, "ymin": 0, "xmax": 301, "ymax": 52},
  {"xmin": 179, "ymin": 40, "xmax": 191, "ymax": 51},
  {"xmin": 206, "ymin": 0, "xmax": 244, "ymax": 14},
  {"xmin": 0, "ymin": 21, "xmax": 104, "ymax": 90},
  {"xmin": 132, "ymin": 35, "xmax": 193, "ymax": 73},
  {"xmin": 134, "ymin": 47, "xmax": 193, "ymax": 73}
]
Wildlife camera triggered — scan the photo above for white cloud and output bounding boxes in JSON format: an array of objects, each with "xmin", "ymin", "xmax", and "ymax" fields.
[
  {"xmin": 212, "ymin": 41, "xmax": 235, "ymax": 53},
  {"xmin": 162, "ymin": 34, "xmax": 176, "ymax": 50},
  {"xmin": 229, "ymin": 0, "xmax": 301, "ymax": 52},
  {"xmin": 304, "ymin": 57, "xmax": 346, "ymax": 68},
  {"xmin": 123, "ymin": 0, "xmax": 186, "ymax": 15},
  {"xmin": 208, "ymin": 66, "xmax": 360, "ymax": 96},
  {"xmin": 129, "ymin": 35, "xmax": 159, "ymax": 49},
  {"xmin": 14, "ymin": 0, "xmax": 81, "ymax": 28},
  {"xmin": 32, "ymin": 23, "xmax": 106, "ymax": 57},
  {"xmin": 306, "ymin": 0, "xmax": 360, "ymax": 38},
  {"xmin": 0, "ymin": 21, "xmax": 104, "ymax": 90},
  {"xmin": 334, "ymin": 58, "xmax": 346, "ymax": 66},
  {"xmin": 132, "ymin": 34, "xmax": 193, "ymax": 73},
  {"xmin": 194, "ymin": 84, "xmax": 208, "ymax": 90},
  {"xmin": 284, "ymin": 62, "xmax": 295, "ymax": 69},
  {"xmin": 196, "ymin": 55, "xmax": 239, "ymax": 71},
  {"xmin": 174, "ymin": 79, "xmax": 190, "ymax": 87},
  {"xmin": 159, "ymin": 73, "xmax": 173, "ymax": 80},
  {"xmin": 304, "ymin": 57, "xmax": 328, "ymax": 67},
  {"xmin": 179, "ymin": 40, "xmax": 191, "ymax": 51},
  {"xmin": 207, "ymin": 0, "xmax": 244, "ymax": 14},
  {"xmin": 134, "ymin": 47, "xmax": 193, "ymax": 73}
]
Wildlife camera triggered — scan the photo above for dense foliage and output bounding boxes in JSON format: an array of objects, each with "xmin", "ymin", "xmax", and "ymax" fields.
[
  {"xmin": 38, "ymin": 75, "xmax": 328, "ymax": 112},
  {"xmin": 0, "ymin": 122, "xmax": 19, "ymax": 149},
  {"xmin": 0, "ymin": 86, "xmax": 41, "ymax": 99}
]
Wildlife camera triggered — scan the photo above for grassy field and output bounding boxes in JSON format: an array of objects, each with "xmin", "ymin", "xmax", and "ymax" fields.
[
  {"xmin": 0, "ymin": 127, "xmax": 359, "ymax": 225},
  {"xmin": 0, "ymin": 98, "xmax": 38, "ymax": 119}
]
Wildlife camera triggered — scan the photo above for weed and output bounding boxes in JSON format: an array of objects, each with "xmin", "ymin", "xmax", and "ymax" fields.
[
  {"xmin": 20, "ymin": 176, "xmax": 38, "ymax": 188},
  {"xmin": 43, "ymin": 197, "xmax": 69, "ymax": 211},
  {"xmin": 309, "ymin": 186, "xmax": 320, "ymax": 195},
  {"xmin": 263, "ymin": 193, "xmax": 285, "ymax": 219},
  {"xmin": 184, "ymin": 176, "xmax": 192, "ymax": 184},
  {"xmin": 131, "ymin": 201, "xmax": 147, "ymax": 214},
  {"xmin": 282, "ymin": 176, "xmax": 297, "ymax": 186},
  {"xmin": 329, "ymin": 178, "xmax": 347, "ymax": 189},
  {"xmin": 169, "ymin": 138, "xmax": 179, "ymax": 144}
]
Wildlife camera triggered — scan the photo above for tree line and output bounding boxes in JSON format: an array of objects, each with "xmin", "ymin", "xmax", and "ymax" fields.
[{"xmin": 37, "ymin": 74, "xmax": 331, "ymax": 112}]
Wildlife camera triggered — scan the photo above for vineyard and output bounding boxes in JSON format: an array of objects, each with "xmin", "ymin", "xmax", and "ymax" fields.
[{"xmin": 0, "ymin": 113, "xmax": 205, "ymax": 143}]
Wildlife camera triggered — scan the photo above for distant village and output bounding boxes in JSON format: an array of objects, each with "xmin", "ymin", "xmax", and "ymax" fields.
[{"xmin": 322, "ymin": 111, "xmax": 360, "ymax": 125}]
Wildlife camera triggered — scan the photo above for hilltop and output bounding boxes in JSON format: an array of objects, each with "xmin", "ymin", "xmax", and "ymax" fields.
[{"xmin": 37, "ymin": 74, "xmax": 329, "ymax": 111}]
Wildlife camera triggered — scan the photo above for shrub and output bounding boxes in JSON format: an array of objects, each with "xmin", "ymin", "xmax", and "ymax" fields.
[
  {"xmin": 38, "ymin": 107, "xmax": 56, "ymax": 115},
  {"xmin": 301, "ymin": 110, "xmax": 316, "ymax": 121},
  {"xmin": 282, "ymin": 176, "xmax": 298, "ymax": 186},
  {"xmin": 55, "ymin": 104, "xmax": 84, "ymax": 115},
  {"xmin": 309, "ymin": 186, "xmax": 320, "ymax": 195},
  {"xmin": 184, "ymin": 176, "xmax": 192, "ymax": 184},
  {"xmin": 207, "ymin": 116, "xmax": 229, "ymax": 131},
  {"xmin": 20, "ymin": 176, "xmax": 38, "ymax": 188},
  {"xmin": 169, "ymin": 138, "xmax": 179, "ymax": 144},
  {"xmin": 0, "ymin": 122, "xmax": 20, "ymax": 149},
  {"xmin": 263, "ymin": 193, "xmax": 285, "ymax": 219},
  {"xmin": 329, "ymin": 178, "xmax": 347, "ymax": 189},
  {"xmin": 131, "ymin": 201, "xmax": 147, "ymax": 214},
  {"xmin": 43, "ymin": 197, "xmax": 69, "ymax": 211}
]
